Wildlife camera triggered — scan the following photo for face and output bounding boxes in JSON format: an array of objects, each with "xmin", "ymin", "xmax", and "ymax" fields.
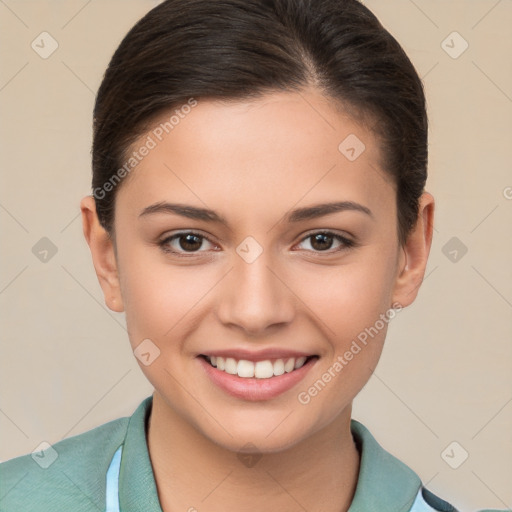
[{"xmin": 85, "ymin": 88, "xmax": 431, "ymax": 454}]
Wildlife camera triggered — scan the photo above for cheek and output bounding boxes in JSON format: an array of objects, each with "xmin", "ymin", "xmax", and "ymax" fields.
[
  {"xmin": 293, "ymin": 263, "xmax": 396, "ymax": 424},
  {"xmin": 118, "ymin": 246, "xmax": 217, "ymax": 349},
  {"xmin": 294, "ymin": 249, "xmax": 398, "ymax": 339},
  {"xmin": 291, "ymin": 248, "xmax": 398, "ymax": 399}
]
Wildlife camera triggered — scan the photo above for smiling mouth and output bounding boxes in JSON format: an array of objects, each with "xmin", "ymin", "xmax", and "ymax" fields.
[{"xmin": 199, "ymin": 354, "xmax": 318, "ymax": 379}]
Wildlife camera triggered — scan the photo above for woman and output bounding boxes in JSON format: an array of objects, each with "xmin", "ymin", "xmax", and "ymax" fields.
[{"xmin": 0, "ymin": 1, "xmax": 507, "ymax": 511}]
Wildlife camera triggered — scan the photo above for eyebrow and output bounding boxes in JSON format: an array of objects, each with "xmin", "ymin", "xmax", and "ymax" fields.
[{"xmin": 138, "ymin": 200, "xmax": 374, "ymax": 225}]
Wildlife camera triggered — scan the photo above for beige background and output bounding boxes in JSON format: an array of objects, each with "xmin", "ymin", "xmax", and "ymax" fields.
[{"xmin": 0, "ymin": 1, "xmax": 511, "ymax": 510}]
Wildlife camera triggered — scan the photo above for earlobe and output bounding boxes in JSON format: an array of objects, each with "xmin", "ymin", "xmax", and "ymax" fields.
[
  {"xmin": 391, "ymin": 192, "xmax": 435, "ymax": 308},
  {"xmin": 80, "ymin": 196, "xmax": 125, "ymax": 313}
]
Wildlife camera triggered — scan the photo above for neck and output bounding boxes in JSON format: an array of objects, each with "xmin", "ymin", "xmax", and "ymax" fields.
[{"xmin": 147, "ymin": 391, "xmax": 360, "ymax": 512}]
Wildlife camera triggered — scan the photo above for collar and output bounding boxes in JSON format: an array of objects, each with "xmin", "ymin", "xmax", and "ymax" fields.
[
  {"xmin": 119, "ymin": 396, "xmax": 163, "ymax": 511},
  {"xmin": 348, "ymin": 419, "xmax": 421, "ymax": 511},
  {"xmin": 118, "ymin": 396, "xmax": 421, "ymax": 512}
]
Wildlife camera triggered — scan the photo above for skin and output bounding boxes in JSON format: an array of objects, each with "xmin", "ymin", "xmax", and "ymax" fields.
[{"xmin": 81, "ymin": 87, "xmax": 434, "ymax": 511}]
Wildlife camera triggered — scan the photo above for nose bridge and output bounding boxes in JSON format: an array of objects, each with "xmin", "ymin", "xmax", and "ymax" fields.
[{"xmin": 216, "ymin": 240, "xmax": 295, "ymax": 334}]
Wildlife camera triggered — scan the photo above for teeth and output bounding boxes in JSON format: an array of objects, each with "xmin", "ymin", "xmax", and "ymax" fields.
[
  {"xmin": 294, "ymin": 356, "xmax": 307, "ymax": 369},
  {"xmin": 273, "ymin": 359, "xmax": 285, "ymax": 376},
  {"xmin": 254, "ymin": 360, "xmax": 274, "ymax": 379},
  {"xmin": 284, "ymin": 358, "xmax": 295, "ymax": 373},
  {"xmin": 224, "ymin": 357, "xmax": 238, "ymax": 375},
  {"xmin": 237, "ymin": 359, "xmax": 255, "ymax": 378},
  {"xmin": 206, "ymin": 355, "xmax": 311, "ymax": 379}
]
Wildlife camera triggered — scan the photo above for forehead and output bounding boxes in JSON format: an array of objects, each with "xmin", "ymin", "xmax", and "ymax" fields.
[{"xmin": 116, "ymin": 89, "xmax": 394, "ymax": 223}]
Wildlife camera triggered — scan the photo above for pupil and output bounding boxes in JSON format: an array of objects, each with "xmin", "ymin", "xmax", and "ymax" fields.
[
  {"xmin": 181, "ymin": 234, "xmax": 202, "ymax": 251},
  {"xmin": 312, "ymin": 233, "xmax": 332, "ymax": 251}
]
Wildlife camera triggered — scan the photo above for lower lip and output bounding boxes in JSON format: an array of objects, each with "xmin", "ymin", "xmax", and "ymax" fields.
[{"xmin": 197, "ymin": 356, "xmax": 317, "ymax": 401}]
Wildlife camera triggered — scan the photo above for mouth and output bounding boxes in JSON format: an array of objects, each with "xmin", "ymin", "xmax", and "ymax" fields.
[
  {"xmin": 197, "ymin": 352, "xmax": 319, "ymax": 401},
  {"xmin": 199, "ymin": 354, "xmax": 319, "ymax": 379}
]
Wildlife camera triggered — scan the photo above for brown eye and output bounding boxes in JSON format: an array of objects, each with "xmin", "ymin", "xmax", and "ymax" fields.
[
  {"xmin": 177, "ymin": 233, "xmax": 203, "ymax": 251},
  {"xmin": 159, "ymin": 231, "xmax": 215, "ymax": 255},
  {"xmin": 310, "ymin": 233, "xmax": 334, "ymax": 251},
  {"xmin": 297, "ymin": 231, "xmax": 355, "ymax": 253}
]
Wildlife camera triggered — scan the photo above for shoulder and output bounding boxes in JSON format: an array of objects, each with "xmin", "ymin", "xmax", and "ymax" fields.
[
  {"xmin": 417, "ymin": 488, "xmax": 511, "ymax": 512},
  {"xmin": 350, "ymin": 420, "xmax": 510, "ymax": 512},
  {"xmin": 0, "ymin": 415, "xmax": 129, "ymax": 512}
]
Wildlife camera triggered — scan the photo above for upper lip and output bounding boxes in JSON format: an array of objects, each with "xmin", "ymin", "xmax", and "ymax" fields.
[{"xmin": 199, "ymin": 348, "xmax": 317, "ymax": 362}]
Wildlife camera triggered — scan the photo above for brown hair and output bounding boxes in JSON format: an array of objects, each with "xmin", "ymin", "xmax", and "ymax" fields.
[{"xmin": 92, "ymin": 0, "xmax": 428, "ymax": 246}]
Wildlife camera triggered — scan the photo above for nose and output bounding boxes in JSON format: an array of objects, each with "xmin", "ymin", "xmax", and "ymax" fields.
[{"xmin": 216, "ymin": 249, "xmax": 296, "ymax": 336}]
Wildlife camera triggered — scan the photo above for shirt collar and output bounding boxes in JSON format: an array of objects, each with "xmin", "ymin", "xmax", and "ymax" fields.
[
  {"xmin": 348, "ymin": 419, "xmax": 421, "ymax": 511},
  {"xmin": 119, "ymin": 396, "xmax": 163, "ymax": 512},
  {"xmin": 119, "ymin": 396, "xmax": 421, "ymax": 512}
]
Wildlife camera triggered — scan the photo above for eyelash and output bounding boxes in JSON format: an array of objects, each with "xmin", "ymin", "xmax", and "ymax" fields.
[{"xmin": 158, "ymin": 230, "xmax": 356, "ymax": 257}]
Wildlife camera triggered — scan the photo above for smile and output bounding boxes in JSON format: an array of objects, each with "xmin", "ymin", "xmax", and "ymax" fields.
[
  {"xmin": 197, "ymin": 350, "xmax": 319, "ymax": 401},
  {"xmin": 201, "ymin": 354, "xmax": 314, "ymax": 379}
]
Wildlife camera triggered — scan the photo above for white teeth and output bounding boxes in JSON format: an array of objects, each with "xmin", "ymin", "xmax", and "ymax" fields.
[
  {"xmin": 254, "ymin": 360, "xmax": 274, "ymax": 379},
  {"xmin": 207, "ymin": 355, "xmax": 312, "ymax": 379},
  {"xmin": 294, "ymin": 356, "xmax": 307, "ymax": 369},
  {"xmin": 237, "ymin": 359, "xmax": 255, "ymax": 378},
  {"xmin": 273, "ymin": 359, "xmax": 285, "ymax": 376},
  {"xmin": 284, "ymin": 358, "xmax": 295, "ymax": 373},
  {"xmin": 224, "ymin": 357, "xmax": 238, "ymax": 375}
]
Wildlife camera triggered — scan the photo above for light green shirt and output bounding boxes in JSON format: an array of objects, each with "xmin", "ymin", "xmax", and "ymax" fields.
[{"xmin": 0, "ymin": 395, "xmax": 508, "ymax": 511}]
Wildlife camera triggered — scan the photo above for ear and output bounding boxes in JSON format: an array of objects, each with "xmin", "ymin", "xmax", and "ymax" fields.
[
  {"xmin": 80, "ymin": 195, "xmax": 124, "ymax": 313},
  {"xmin": 392, "ymin": 192, "xmax": 435, "ymax": 308}
]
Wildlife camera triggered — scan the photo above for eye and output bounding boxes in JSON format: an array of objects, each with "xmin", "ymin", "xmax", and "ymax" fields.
[
  {"xmin": 296, "ymin": 231, "xmax": 355, "ymax": 254},
  {"xmin": 159, "ymin": 231, "xmax": 217, "ymax": 256},
  {"xmin": 158, "ymin": 230, "xmax": 356, "ymax": 257}
]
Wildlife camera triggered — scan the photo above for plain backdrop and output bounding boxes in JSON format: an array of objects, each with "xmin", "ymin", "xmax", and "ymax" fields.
[{"xmin": 0, "ymin": 1, "xmax": 511, "ymax": 510}]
